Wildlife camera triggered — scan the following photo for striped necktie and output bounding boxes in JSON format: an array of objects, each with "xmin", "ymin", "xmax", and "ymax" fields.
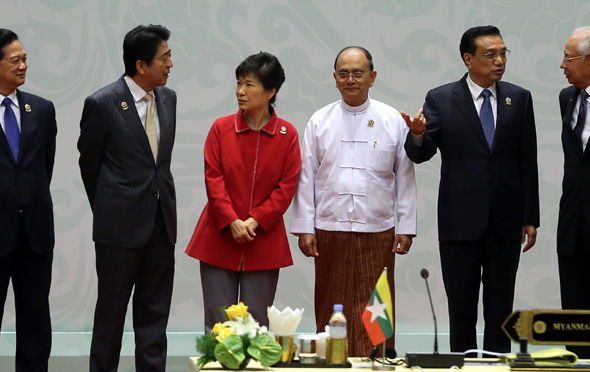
[{"xmin": 574, "ymin": 90, "xmax": 588, "ymax": 149}]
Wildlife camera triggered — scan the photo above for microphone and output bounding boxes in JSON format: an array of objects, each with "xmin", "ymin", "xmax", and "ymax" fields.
[
  {"xmin": 405, "ymin": 268, "xmax": 464, "ymax": 368},
  {"xmin": 420, "ymin": 268, "xmax": 439, "ymax": 353}
]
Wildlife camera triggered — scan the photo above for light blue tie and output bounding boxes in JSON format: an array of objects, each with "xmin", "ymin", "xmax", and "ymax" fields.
[
  {"xmin": 480, "ymin": 89, "xmax": 494, "ymax": 149},
  {"xmin": 2, "ymin": 97, "xmax": 20, "ymax": 160}
]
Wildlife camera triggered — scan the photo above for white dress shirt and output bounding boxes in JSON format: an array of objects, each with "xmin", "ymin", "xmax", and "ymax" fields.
[
  {"xmin": 0, "ymin": 91, "xmax": 21, "ymax": 132},
  {"xmin": 124, "ymin": 75, "xmax": 160, "ymax": 142},
  {"xmin": 466, "ymin": 74, "xmax": 498, "ymax": 127},
  {"xmin": 290, "ymin": 97, "xmax": 417, "ymax": 235}
]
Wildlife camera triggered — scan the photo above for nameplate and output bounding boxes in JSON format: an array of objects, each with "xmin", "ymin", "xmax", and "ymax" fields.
[{"xmin": 503, "ymin": 309, "xmax": 590, "ymax": 345}]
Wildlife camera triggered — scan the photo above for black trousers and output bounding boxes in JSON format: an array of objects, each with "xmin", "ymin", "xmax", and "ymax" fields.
[
  {"xmin": 440, "ymin": 220, "xmax": 520, "ymax": 355},
  {"xmin": 0, "ymin": 215, "xmax": 53, "ymax": 372},
  {"xmin": 90, "ymin": 206, "xmax": 175, "ymax": 372},
  {"xmin": 558, "ymin": 209, "xmax": 590, "ymax": 359}
]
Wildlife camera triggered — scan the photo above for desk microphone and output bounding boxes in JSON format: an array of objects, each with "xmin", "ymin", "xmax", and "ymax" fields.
[
  {"xmin": 421, "ymin": 268, "xmax": 439, "ymax": 353},
  {"xmin": 405, "ymin": 268, "xmax": 464, "ymax": 368}
]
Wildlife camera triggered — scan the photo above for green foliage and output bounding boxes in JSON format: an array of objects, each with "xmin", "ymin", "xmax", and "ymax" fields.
[
  {"xmin": 247, "ymin": 334, "xmax": 282, "ymax": 367},
  {"xmin": 195, "ymin": 333, "xmax": 218, "ymax": 368},
  {"xmin": 214, "ymin": 335, "xmax": 246, "ymax": 370}
]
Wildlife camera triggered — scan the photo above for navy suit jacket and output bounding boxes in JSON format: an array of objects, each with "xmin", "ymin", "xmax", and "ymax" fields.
[
  {"xmin": 404, "ymin": 74, "xmax": 539, "ymax": 242},
  {"xmin": 78, "ymin": 77, "xmax": 177, "ymax": 247},
  {"xmin": 557, "ymin": 85, "xmax": 590, "ymax": 255},
  {"xmin": 0, "ymin": 90, "xmax": 56, "ymax": 256}
]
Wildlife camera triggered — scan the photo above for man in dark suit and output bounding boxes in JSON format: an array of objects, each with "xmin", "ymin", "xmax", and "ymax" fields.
[
  {"xmin": 78, "ymin": 24, "xmax": 176, "ymax": 372},
  {"xmin": 557, "ymin": 26, "xmax": 590, "ymax": 359},
  {"xmin": 403, "ymin": 25, "xmax": 539, "ymax": 354},
  {"xmin": 0, "ymin": 29, "xmax": 57, "ymax": 372}
]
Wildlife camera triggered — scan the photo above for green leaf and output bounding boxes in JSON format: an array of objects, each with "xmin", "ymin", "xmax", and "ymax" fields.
[
  {"xmin": 214, "ymin": 335, "xmax": 245, "ymax": 369},
  {"xmin": 247, "ymin": 335, "xmax": 282, "ymax": 367},
  {"xmin": 195, "ymin": 334, "xmax": 218, "ymax": 368}
]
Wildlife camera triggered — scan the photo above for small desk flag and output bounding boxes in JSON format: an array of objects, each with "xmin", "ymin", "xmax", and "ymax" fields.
[{"xmin": 362, "ymin": 270, "xmax": 394, "ymax": 346}]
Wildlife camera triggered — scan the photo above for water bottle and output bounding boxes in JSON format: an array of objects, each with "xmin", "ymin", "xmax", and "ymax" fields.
[{"xmin": 326, "ymin": 304, "xmax": 348, "ymax": 364}]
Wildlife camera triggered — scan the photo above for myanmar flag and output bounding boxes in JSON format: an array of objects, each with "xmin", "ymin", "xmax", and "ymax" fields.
[{"xmin": 361, "ymin": 270, "xmax": 394, "ymax": 346}]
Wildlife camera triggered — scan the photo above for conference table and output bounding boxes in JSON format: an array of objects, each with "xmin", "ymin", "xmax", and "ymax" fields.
[{"xmin": 188, "ymin": 357, "xmax": 535, "ymax": 371}]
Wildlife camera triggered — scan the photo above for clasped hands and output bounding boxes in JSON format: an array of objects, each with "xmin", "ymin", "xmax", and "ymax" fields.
[{"xmin": 230, "ymin": 217, "xmax": 259, "ymax": 244}]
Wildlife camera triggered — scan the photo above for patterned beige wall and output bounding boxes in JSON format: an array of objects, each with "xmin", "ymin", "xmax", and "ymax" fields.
[{"xmin": 0, "ymin": 0, "xmax": 585, "ymax": 356}]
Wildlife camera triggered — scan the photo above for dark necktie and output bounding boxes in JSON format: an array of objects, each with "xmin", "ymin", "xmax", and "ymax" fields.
[
  {"xmin": 574, "ymin": 90, "xmax": 588, "ymax": 149},
  {"xmin": 2, "ymin": 97, "xmax": 20, "ymax": 160},
  {"xmin": 480, "ymin": 89, "xmax": 494, "ymax": 149}
]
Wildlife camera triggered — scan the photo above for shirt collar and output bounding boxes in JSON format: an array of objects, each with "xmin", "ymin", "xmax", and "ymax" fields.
[
  {"xmin": 466, "ymin": 74, "xmax": 497, "ymax": 100},
  {"xmin": 234, "ymin": 107, "xmax": 279, "ymax": 135},
  {"xmin": 124, "ymin": 75, "xmax": 153, "ymax": 102},
  {"xmin": 0, "ymin": 91, "xmax": 19, "ymax": 109},
  {"xmin": 340, "ymin": 96, "xmax": 371, "ymax": 113}
]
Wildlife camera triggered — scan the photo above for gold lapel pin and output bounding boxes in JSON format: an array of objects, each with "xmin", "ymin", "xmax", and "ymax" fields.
[
  {"xmin": 368, "ymin": 119, "xmax": 374, "ymax": 127},
  {"xmin": 280, "ymin": 125, "xmax": 287, "ymax": 135},
  {"xmin": 121, "ymin": 102, "xmax": 128, "ymax": 110},
  {"xmin": 505, "ymin": 97, "xmax": 512, "ymax": 105},
  {"xmin": 24, "ymin": 104, "xmax": 31, "ymax": 112}
]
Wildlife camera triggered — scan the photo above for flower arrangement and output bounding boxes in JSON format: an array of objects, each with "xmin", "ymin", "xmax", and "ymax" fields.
[{"xmin": 196, "ymin": 302, "xmax": 283, "ymax": 369}]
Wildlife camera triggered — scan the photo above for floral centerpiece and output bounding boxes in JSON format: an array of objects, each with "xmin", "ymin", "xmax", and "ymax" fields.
[{"xmin": 196, "ymin": 302, "xmax": 283, "ymax": 369}]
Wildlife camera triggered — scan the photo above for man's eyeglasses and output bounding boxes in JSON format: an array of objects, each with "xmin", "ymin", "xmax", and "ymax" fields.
[
  {"xmin": 563, "ymin": 55, "xmax": 586, "ymax": 64},
  {"xmin": 476, "ymin": 50, "xmax": 511, "ymax": 60},
  {"xmin": 336, "ymin": 71, "xmax": 368, "ymax": 81}
]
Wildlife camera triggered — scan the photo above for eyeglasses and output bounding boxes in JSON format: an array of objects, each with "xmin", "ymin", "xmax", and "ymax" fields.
[
  {"xmin": 563, "ymin": 55, "xmax": 586, "ymax": 64},
  {"xmin": 476, "ymin": 50, "xmax": 511, "ymax": 60},
  {"xmin": 336, "ymin": 71, "xmax": 368, "ymax": 81}
]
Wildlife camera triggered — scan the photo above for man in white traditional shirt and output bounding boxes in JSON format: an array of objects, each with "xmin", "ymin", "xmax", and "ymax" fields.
[{"xmin": 290, "ymin": 46, "xmax": 423, "ymax": 357}]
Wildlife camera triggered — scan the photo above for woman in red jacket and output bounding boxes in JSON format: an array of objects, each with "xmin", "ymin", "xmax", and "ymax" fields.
[{"xmin": 186, "ymin": 52, "xmax": 301, "ymax": 328}]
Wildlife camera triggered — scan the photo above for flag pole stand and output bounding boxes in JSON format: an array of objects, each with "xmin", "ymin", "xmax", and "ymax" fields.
[{"xmin": 371, "ymin": 342, "xmax": 395, "ymax": 370}]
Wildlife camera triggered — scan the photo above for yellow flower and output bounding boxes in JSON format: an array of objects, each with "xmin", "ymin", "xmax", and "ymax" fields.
[
  {"xmin": 215, "ymin": 327, "xmax": 235, "ymax": 342},
  {"xmin": 225, "ymin": 302, "xmax": 249, "ymax": 321},
  {"xmin": 210, "ymin": 322, "xmax": 225, "ymax": 335}
]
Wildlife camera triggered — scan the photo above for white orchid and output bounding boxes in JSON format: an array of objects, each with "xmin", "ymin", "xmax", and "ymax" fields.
[{"xmin": 223, "ymin": 314, "xmax": 262, "ymax": 338}]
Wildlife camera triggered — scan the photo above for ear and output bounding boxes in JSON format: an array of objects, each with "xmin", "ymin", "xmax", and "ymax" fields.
[
  {"xmin": 463, "ymin": 53, "xmax": 472, "ymax": 69},
  {"xmin": 135, "ymin": 60, "xmax": 145, "ymax": 75},
  {"xmin": 266, "ymin": 87, "xmax": 276, "ymax": 101},
  {"xmin": 369, "ymin": 70, "xmax": 377, "ymax": 88}
]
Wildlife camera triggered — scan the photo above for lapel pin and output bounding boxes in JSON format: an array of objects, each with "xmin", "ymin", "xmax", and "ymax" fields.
[
  {"xmin": 505, "ymin": 97, "xmax": 512, "ymax": 105},
  {"xmin": 368, "ymin": 119, "xmax": 374, "ymax": 127},
  {"xmin": 280, "ymin": 125, "xmax": 287, "ymax": 135},
  {"xmin": 24, "ymin": 104, "xmax": 31, "ymax": 112},
  {"xmin": 121, "ymin": 101, "xmax": 128, "ymax": 110}
]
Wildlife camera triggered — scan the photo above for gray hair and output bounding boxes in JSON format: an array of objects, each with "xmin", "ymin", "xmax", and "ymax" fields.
[{"xmin": 574, "ymin": 26, "xmax": 590, "ymax": 57}]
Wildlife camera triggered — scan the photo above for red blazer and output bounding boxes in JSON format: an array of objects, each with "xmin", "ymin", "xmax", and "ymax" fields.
[{"xmin": 186, "ymin": 110, "xmax": 301, "ymax": 271}]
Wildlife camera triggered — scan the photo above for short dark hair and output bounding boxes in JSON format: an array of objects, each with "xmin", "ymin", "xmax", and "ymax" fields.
[
  {"xmin": 0, "ymin": 29, "xmax": 19, "ymax": 60},
  {"xmin": 460, "ymin": 25, "xmax": 502, "ymax": 63},
  {"xmin": 123, "ymin": 24, "xmax": 170, "ymax": 77},
  {"xmin": 235, "ymin": 52, "xmax": 285, "ymax": 106},
  {"xmin": 334, "ymin": 46, "xmax": 374, "ymax": 72}
]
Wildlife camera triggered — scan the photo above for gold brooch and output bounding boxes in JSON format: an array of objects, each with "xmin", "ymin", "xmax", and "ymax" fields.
[
  {"xmin": 505, "ymin": 97, "xmax": 512, "ymax": 105},
  {"xmin": 24, "ymin": 104, "xmax": 31, "ymax": 112},
  {"xmin": 121, "ymin": 102, "xmax": 128, "ymax": 110},
  {"xmin": 280, "ymin": 125, "xmax": 287, "ymax": 135}
]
